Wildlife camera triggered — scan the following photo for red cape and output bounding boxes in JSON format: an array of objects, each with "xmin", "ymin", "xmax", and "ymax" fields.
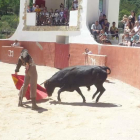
[{"xmin": 11, "ymin": 74, "xmax": 48, "ymax": 101}]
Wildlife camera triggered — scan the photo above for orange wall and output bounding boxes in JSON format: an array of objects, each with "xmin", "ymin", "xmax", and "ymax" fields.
[
  {"xmin": 70, "ymin": 44, "xmax": 140, "ymax": 89},
  {"xmin": 0, "ymin": 40, "xmax": 55, "ymax": 67},
  {"xmin": 0, "ymin": 40, "xmax": 140, "ymax": 89}
]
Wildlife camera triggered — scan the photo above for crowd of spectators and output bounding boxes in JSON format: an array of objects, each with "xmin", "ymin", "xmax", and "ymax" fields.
[
  {"xmin": 91, "ymin": 14, "xmax": 116, "ymax": 45},
  {"xmin": 27, "ymin": 1, "xmax": 78, "ymax": 26},
  {"xmin": 119, "ymin": 11, "xmax": 140, "ymax": 47},
  {"xmin": 91, "ymin": 10, "xmax": 140, "ymax": 47}
]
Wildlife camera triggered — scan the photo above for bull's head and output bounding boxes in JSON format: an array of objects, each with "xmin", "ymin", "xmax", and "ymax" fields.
[{"xmin": 44, "ymin": 80, "xmax": 55, "ymax": 97}]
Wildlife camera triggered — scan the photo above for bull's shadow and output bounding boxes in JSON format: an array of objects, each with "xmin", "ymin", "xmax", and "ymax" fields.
[{"xmin": 50, "ymin": 100, "xmax": 122, "ymax": 108}]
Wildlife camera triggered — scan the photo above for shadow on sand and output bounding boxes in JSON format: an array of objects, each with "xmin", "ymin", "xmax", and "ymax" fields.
[
  {"xmin": 105, "ymin": 80, "xmax": 115, "ymax": 84},
  {"xmin": 22, "ymin": 99, "xmax": 51, "ymax": 113},
  {"xmin": 50, "ymin": 100, "xmax": 122, "ymax": 108},
  {"xmin": 23, "ymin": 104, "xmax": 48, "ymax": 113}
]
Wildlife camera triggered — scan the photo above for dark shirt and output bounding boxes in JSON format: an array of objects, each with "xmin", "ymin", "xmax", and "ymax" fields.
[{"xmin": 15, "ymin": 49, "xmax": 32, "ymax": 72}]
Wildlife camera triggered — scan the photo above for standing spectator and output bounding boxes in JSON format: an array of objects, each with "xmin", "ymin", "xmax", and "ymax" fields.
[
  {"xmin": 121, "ymin": 15, "xmax": 128, "ymax": 29},
  {"xmin": 35, "ymin": 5, "xmax": 41, "ymax": 25},
  {"xmin": 54, "ymin": 10, "xmax": 60, "ymax": 25},
  {"xmin": 73, "ymin": 0, "xmax": 78, "ymax": 10},
  {"xmin": 32, "ymin": 3, "xmax": 36, "ymax": 12},
  {"xmin": 35, "ymin": 5, "xmax": 41, "ymax": 13},
  {"xmin": 130, "ymin": 21, "xmax": 140, "ymax": 46},
  {"xmin": 130, "ymin": 10, "xmax": 137, "ymax": 27},
  {"xmin": 91, "ymin": 21, "xmax": 102, "ymax": 40},
  {"xmin": 83, "ymin": 48, "xmax": 93, "ymax": 65},
  {"xmin": 110, "ymin": 22, "xmax": 119, "ymax": 39},
  {"xmin": 27, "ymin": 6, "xmax": 31, "ymax": 13},
  {"xmin": 40, "ymin": 4, "xmax": 45, "ymax": 11},
  {"xmin": 99, "ymin": 14, "xmax": 106, "ymax": 26},
  {"xmin": 127, "ymin": 16, "xmax": 133, "ymax": 31},
  {"xmin": 138, "ymin": 12, "xmax": 140, "ymax": 24},
  {"xmin": 60, "ymin": 3, "xmax": 64, "ymax": 9},
  {"xmin": 102, "ymin": 19, "xmax": 110, "ymax": 33},
  {"xmin": 63, "ymin": 8, "xmax": 69, "ymax": 25}
]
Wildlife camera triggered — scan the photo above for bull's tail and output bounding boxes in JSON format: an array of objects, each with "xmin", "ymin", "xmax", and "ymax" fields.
[{"xmin": 101, "ymin": 66, "xmax": 111, "ymax": 75}]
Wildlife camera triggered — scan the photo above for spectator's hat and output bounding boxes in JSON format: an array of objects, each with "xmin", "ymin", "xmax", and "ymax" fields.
[
  {"xmin": 123, "ymin": 15, "xmax": 127, "ymax": 19},
  {"xmin": 128, "ymin": 15, "xmax": 133, "ymax": 19}
]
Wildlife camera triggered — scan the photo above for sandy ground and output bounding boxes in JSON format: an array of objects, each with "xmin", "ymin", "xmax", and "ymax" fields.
[{"xmin": 0, "ymin": 62, "xmax": 140, "ymax": 140}]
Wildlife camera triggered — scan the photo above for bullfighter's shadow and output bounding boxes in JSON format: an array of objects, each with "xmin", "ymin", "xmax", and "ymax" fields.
[
  {"xmin": 50, "ymin": 100, "xmax": 121, "ymax": 108},
  {"xmin": 23, "ymin": 104, "xmax": 48, "ymax": 113}
]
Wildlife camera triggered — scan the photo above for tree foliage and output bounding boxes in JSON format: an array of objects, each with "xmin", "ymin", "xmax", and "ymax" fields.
[
  {"xmin": 119, "ymin": 0, "xmax": 140, "ymax": 20},
  {"xmin": 0, "ymin": 0, "xmax": 20, "ymax": 38}
]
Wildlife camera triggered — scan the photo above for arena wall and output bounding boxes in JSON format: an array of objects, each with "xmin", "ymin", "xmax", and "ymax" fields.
[{"xmin": 0, "ymin": 40, "xmax": 140, "ymax": 89}]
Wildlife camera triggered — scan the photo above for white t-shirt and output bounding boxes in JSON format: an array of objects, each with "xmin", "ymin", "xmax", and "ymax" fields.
[
  {"xmin": 12, "ymin": 42, "xmax": 20, "ymax": 47},
  {"xmin": 73, "ymin": 0, "xmax": 78, "ymax": 9},
  {"xmin": 133, "ymin": 26, "xmax": 140, "ymax": 33}
]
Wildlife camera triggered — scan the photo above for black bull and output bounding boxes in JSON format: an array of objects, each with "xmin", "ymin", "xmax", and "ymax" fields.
[{"xmin": 42, "ymin": 65, "xmax": 111, "ymax": 103}]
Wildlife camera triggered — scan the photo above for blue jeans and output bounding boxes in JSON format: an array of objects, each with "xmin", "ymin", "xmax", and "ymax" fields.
[{"xmin": 92, "ymin": 31, "xmax": 99, "ymax": 39}]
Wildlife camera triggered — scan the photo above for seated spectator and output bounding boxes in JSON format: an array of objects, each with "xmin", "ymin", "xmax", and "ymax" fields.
[
  {"xmin": 54, "ymin": 10, "xmax": 60, "ymax": 25},
  {"xmin": 40, "ymin": 9, "xmax": 47, "ymax": 25},
  {"xmin": 102, "ymin": 19, "xmax": 110, "ymax": 33},
  {"xmin": 99, "ymin": 30, "xmax": 107, "ymax": 43},
  {"xmin": 91, "ymin": 21, "xmax": 102, "ymax": 40},
  {"xmin": 63, "ymin": 8, "xmax": 69, "ymax": 25},
  {"xmin": 11, "ymin": 40, "xmax": 20, "ymax": 47},
  {"xmin": 119, "ymin": 30, "xmax": 131, "ymax": 46},
  {"xmin": 49, "ymin": 9, "xmax": 54, "ymax": 25},
  {"xmin": 110, "ymin": 22, "xmax": 119, "ymax": 39},
  {"xmin": 27, "ymin": 6, "xmax": 31, "ymax": 13},
  {"xmin": 130, "ymin": 21, "xmax": 140, "ymax": 46},
  {"xmin": 59, "ymin": 9, "xmax": 65, "ymax": 24},
  {"xmin": 32, "ymin": 3, "xmax": 36, "ymax": 12},
  {"xmin": 99, "ymin": 14, "xmax": 106, "ymax": 26},
  {"xmin": 71, "ymin": 7, "xmax": 75, "ymax": 11}
]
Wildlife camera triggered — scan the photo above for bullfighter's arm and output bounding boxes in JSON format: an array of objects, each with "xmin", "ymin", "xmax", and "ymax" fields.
[{"xmin": 15, "ymin": 57, "xmax": 22, "ymax": 72}]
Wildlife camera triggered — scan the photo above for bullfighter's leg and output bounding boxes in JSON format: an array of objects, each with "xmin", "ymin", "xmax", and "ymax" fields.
[
  {"xmin": 96, "ymin": 85, "xmax": 105, "ymax": 103},
  {"xmin": 18, "ymin": 74, "xmax": 30, "ymax": 107},
  {"xmin": 29, "ymin": 65, "xmax": 39, "ymax": 110},
  {"xmin": 76, "ymin": 88, "xmax": 86, "ymax": 103}
]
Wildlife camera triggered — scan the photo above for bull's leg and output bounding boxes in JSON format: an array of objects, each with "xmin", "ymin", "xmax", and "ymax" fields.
[
  {"xmin": 96, "ymin": 85, "xmax": 105, "ymax": 103},
  {"xmin": 92, "ymin": 85, "xmax": 100, "ymax": 100},
  {"xmin": 76, "ymin": 88, "xmax": 86, "ymax": 103},
  {"xmin": 57, "ymin": 86, "xmax": 66, "ymax": 102},
  {"xmin": 87, "ymin": 86, "xmax": 90, "ymax": 91}
]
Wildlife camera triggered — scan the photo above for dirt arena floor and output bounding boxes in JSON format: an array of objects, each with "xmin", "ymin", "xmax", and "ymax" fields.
[{"xmin": 0, "ymin": 62, "xmax": 140, "ymax": 140}]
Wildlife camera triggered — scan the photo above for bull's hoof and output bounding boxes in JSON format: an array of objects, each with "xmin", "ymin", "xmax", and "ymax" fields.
[
  {"xmin": 83, "ymin": 99, "xmax": 86, "ymax": 103},
  {"xmin": 96, "ymin": 100, "xmax": 99, "ymax": 103}
]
